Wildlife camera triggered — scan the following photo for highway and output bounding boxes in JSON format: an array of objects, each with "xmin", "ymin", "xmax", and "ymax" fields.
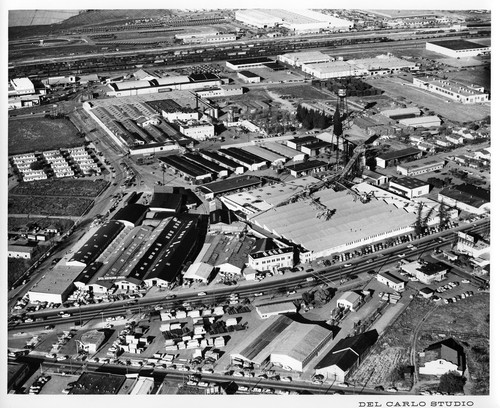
[{"xmin": 10, "ymin": 218, "xmax": 489, "ymax": 331}]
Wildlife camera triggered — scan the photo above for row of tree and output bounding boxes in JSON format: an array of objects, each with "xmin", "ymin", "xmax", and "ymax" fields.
[{"xmin": 296, "ymin": 105, "xmax": 332, "ymax": 130}]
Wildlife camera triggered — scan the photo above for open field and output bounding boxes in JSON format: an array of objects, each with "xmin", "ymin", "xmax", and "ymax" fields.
[
  {"xmin": 8, "ymin": 196, "xmax": 94, "ymax": 217},
  {"xmin": 272, "ymin": 84, "xmax": 332, "ymax": 100},
  {"xmin": 10, "ymin": 179, "xmax": 109, "ymax": 198},
  {"xmin": 8, "ymin": 117, "xmax": 83, "ymax": 155}
]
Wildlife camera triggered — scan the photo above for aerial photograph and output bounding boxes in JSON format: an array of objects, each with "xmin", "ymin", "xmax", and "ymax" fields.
[{"xmin": 6, "ymin": 6, "xmax": 491, "ymax": 403}]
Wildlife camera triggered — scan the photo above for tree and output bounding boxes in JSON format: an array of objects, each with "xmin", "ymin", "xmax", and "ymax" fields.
[
  {"xmin": 302, "ymin": 291, "xmax": 314, "ymax": 305},
  {"xmin": 438, "ymin": 371, "xmax": 466, "ymax": 394},
  {"xmin": 29, "ymin": 161, "xmax": 45, "ymax": 171}
]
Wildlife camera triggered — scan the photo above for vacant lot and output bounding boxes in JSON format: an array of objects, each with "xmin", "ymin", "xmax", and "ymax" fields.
[
  {"xmin": 8, "ymin": 196, "xmax": 94, "ymax": 217},
  {"xmin": 8, "ymin": 258, "xmax": 34, "ymax": 288},
  {"xmin": 8, "ymin": 117, "xmax": 83, "ymax": 155},
  {"xmin": 350, "ymin": 294, "xmax": 489, "ymax": 394},
  {"xmin": 10, "ymin": 179, "xmax": 108, "ymax": 198}
]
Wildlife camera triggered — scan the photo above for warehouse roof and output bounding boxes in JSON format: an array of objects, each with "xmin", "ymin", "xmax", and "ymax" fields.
[
  {"xmin": 240, "ymin": 145, "xmax": 286, "ymax": 163},
  {"xmin": 185, "ymin": 153, "xmax": 226, "ymax": 173},
  {"xmin": 281, "ymin": 50, "xmax": 331, "ymax": 62},
  {"xmin": 379, "ymin": 271, "xmax": 405, "ymax": 284},
  {"xmin": 149, "ymin": 190, "xmax": 183, "ymax": 212},
  {"xmin": 288, "ymin": 136, "xmax": 319, "ymax": 146},
  {"xmin": 428, "ymin": 39, "xmax": 489, "ymax": 51},
  {"xmin": 201, "ymin": 233, "xmax": 256, "ymax": 270},
  {"xmin": 271, "ymin": 321, "xmax": 332, "ymax": 363},
  {"xmin": 189, "ymin": 72, "xmax": 220, "ymax": 82},
  {"xmin": 209, "ymin": 209, "xmax": 238, "ymax": 225},
  {"xmin": 377, "ymin": 147, "xmax": 421, "ymax": 161},
  {"xmin": 239, "ymin": 70, "xmax": 260, "ymax": 78},
  {"xmin": 29, "ymin": 265, "xmax": 84, "ymax": 297},
  {"xmin": 338, "ymin": 291, "xmax": 361, "ymax": 305},
  {"xmin": 199, "ymin": 175, "xmax": 261, "ymax": 195},
  {"xmin": 399, "ymin": 116, "xmax": 441, "ymax": 126},
  {"xmin": 285, "ymin": 159, "xmax": 327, "ymax": 172},
  {"xmin": 252, "ymin": 188, "xmax": 416, "ymax": 254},
  {"xmin": 390, "ymin": 177, "xmax": 429, "ymax": 190},
  {"xmin": 80, "ymin": 330, "xmax": 106, "ymax": 345},
  {"xmin": 315, "ymin": 330, "xmax": 378, "ymax": 370},
  {"xmin": 199, "ymin": 150, "xmax": 244, "ymax": 170},
  {"xmin": 440, "ymin": 183, "xmax": 489, "ymax": 208},
  {"xmin": 221, "ymin": 147, "xmax": 268, "ymax": 165},
  {"xmin": 110, "ymin": 80, "xmax": 152, "ymax": 91},
  {"xmin": 263, "ymin": 142, "xmax": 305, "ymax": 158},
  {"xmin": 69, "ymin": 221, "xmax": 124, "ymax": 266},
  {"xmin": 256, "ymin": 301, "xmax": 297, "ymax": 316},
  {"xmin": 112, "ymin": 204, "xmax": 148, "ymax": 225},
  {"xmin": 183, "ymin": 262, "xmax": 214, "ymax": 281},
  {"xmin": 74, "ymin": 262, "xmax": 103, "ymax": 285},
  {"xmin": 380, "ymin": 107, "xmax": 421, "ymax": 118},
  {"xmin": 151, "ymin": 76, "xmax": 191, "ymax": 87},
  {"xmin": 232, "ymin": 315, "xmax": 293, "ymax": 363},
  {"xmin": 160, "ymin": 155, "xmax": 213, "ymax": 178},
  {"xmin": 398, "ymin": 157, "xmax": 445, "ymax": 170}
]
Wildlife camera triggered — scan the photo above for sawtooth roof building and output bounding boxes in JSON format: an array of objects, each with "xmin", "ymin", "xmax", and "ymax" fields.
[{"xmin": 67, "ymin": 221, "xmax": 124, "ymax": 267}]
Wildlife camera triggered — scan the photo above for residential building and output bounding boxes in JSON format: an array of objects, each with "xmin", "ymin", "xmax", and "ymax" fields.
[{"xmin": 419, "ymin": 338, "xmax": 466, "ymax": 376}]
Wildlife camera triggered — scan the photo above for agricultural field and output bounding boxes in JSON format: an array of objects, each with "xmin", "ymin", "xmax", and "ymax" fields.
[
  {"xmin": 8, "ymin": 117, "xmax": 83, "ymax": 155},
  {"xmin": 9, "ymin": 179, "xmax": 109, "ymax": 198},
  {"xmin": 8, "ymin": 196, "xmax": 94, "ymax": 217}
]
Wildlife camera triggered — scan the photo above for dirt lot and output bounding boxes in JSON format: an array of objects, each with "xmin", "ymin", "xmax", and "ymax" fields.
[
  {"xmin": 363, "ymin": 76, "xmax": 490, "ymax": 122},
  {"xmin": 8, "ymin": 117, "xmax": 83, "ymax": 155}
]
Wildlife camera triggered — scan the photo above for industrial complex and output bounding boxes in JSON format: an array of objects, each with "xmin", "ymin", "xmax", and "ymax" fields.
[{"xmin": 7, "ymin": 7, "xmax": 491, "ymax": 400}]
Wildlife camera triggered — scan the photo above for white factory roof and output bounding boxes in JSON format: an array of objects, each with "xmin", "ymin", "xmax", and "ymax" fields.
[
  {"xmin": 380, "ymin": 107, "xmax": 421, "ymax": 117},
  {"xmin": 252, "ymin": 187, "xmax": 416, "ymax": 254},
  {"xmin": 256, "ymin": 301, "xmax": 297, "ymax": 316},
  {"xmin": 155, "ymin": 76, "xmax": 191, "ymax": 86},
  {"xmin": 270, "ymin": 321, "xmax": 332, "ymax": 363},
  {"xmin": 11, "ymin": 77, "xmax": 34, "ymax": 90},
  {"xmin": 305, "ymin": 60, "xmax": 353, "ymax": 73},
  {"xmin": 225, "ymin": 175, "xmax": 320, "ymax": 210},
  {"xmin": 113, "ymin": 80, "xmax": 152, "ymax": 91},
  {"xmin": 350, "ymin": 55, "xmax": 416, "ymax": 70},
  {"xmin": 240, "ymin": 145, "xmax": 287, "ymax": 163},
  {"xmin": 399, "ymin": 116, "xmax": 441, "ymax": 126},
  {"xmin": 183, "ymin": 262, "xmax": 214, "ymax": 281},
  {"xmin": 262, "ymin": 142, "xmax": 305, "ymax": 159},
  {"xmin": 280, "ymin": 50, "xmax": 332, "ymax": 63}
]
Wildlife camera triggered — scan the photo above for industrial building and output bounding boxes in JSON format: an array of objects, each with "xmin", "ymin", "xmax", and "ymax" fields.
[
  {"xmin": 337, "ymin": 291, "xmax": 362, "ymax": 311},
  {"xmin": 426, "ymin": 39, "xmax": 491, "ymax": 58},
  {"xmin": 196, "ymin": 233, "xmax": 256, "ymax": 275},
  {"xmin": 412, "ymin": 76, "xmax": 489, "ymax": 104},
  {"xmin": 218, "ymin": 147, "xmax": 268, "ymax": 171},
  {"xmin": 376, "ymin": 147, "xmax": 422, "ymax": 169},
  {"xmin": 285, "ymin": 160, "xmax": 328, "ymax": 177},
  {"xmin": 438, "ymin": 184, "xmax": 490, "ymax": 215},
  {"xmin": 389, "ymin": 177, "xmax": 430, "ymax": 199},
  {"xmin": 198, "ymin": 175, "xmax": 262, "ymax": 200},
  {"xmin": 262, "ymin": 142, "xmax": 307, "ymax": 162},
  {"xmin": 240, "ymin": 145, "xmax": 287, "ymax": 166},
  {"xmin": 302, "ymin": 55, "xmax": 417, "ymax": 79},
  {"xmin": 397, "ymin": 157, "xmax": 445, "ymax": 176},
  {"xmin": 377, "ymin": 271, "xmax": 406, "ymax": 292},
  {"xmin": 251, "ymin": 187, "xmax": 419, "ymax": 259},
  {"xmin": 127, "ymin": 215, "xmax": 201, "ymax": 288},
  {"xmin": 380, "ymin": 107, "xmax": 421, "ymax": 120},
  {"xmin": 226, "ymin": 57, "xmax": 274, "ymax": 71},
  {"xmin": 314, "ymin": 330, "xmax": 379, "ymax": 382},
  {"xmin": 77, "ymin": 330, "xmax": 106, "ymax": 353},
  {"xmin": 278, "ymin": 51, "xmax": 332, "ymax": 67},
  {"xmin": 234, "ymin": 9, "xmax": 353, "ymax": 33},
  {"xmin": 256, "ymin": 301, "xmax": 297, "ymax": 319},
  {"xmin": 401, "ymin": 260, "xmax": 448, "ymax": 285},
  {"xmin": 361, "ymin": 170, "xmax": 388, "ymax": 186},
  {"xmin": 183, "ymin": 262, "xmax": 216, "ymax": 284},
  {"xmin": 28, "ymin": 265, "xmax": 85, "ymax": 304},
  {"xmin": 398, "ymin": 115, "xmax": 441, "ymax": 128},
  {"xmin": 112, "ymin": 204, "xmax": 149, "ymax": 227},
  {"xmin": 9, "ymin": 77, "xmax": 35, "ymax": 96},
  {"xmin": 159, "ymin": 155, "xmax": 213, "ymax": 183},
  {"xmin": 248, "ymin": 246, "xmax": 294, "ymax": 272},
  {"xmin": 8, "ymin": 243, "xmax": 36, "ymax": 259},
  {"xmin": 220, "ymin": 176, "xmax": 319, "ymax": 216},
  {"xmin": 67, "ymin": 221, "xmax": 125, "ymax": 267},
  {"xmin": 198, "ymin": 150, "xmax": 246, "ymax": 175},
  {"xmin": 237, "ymin": 70, "xmax": 261, "ymax": 84}
]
